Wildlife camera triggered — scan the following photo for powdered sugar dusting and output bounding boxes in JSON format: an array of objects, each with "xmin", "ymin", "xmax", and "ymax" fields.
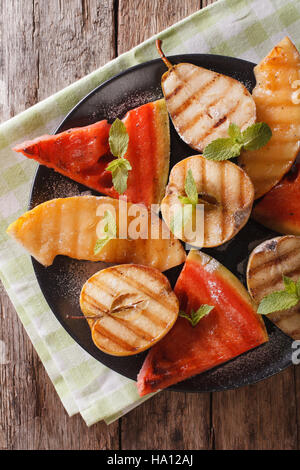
[
  {"xmin": 91, "ymin": 85, "xmax": 162, "ymax": 122},
  {"xmin": 53, "ymin": 258, "xmax": 114, "ymax": 303},
  {"xmin": 207, "ymin": 279, "xmax": 222, "ymax": 302},
  {"xmin": 205, "ymin": 258, "xmax": 220, "ymax": 273}
]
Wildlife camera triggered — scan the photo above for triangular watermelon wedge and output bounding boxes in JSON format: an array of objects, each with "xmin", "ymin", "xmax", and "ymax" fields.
[
  {"xmin": 13, "ymin": 99, "xmax": 170, "ymax": 207},
  {"xmin": 137, "ymin": 250, "xmax": 268, "ymax": 396}
]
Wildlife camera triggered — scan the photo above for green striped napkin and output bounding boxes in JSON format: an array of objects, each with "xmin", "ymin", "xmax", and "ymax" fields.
[{"xmin": 0, "ymin": 0, "xmax": 299, "ymax": 426}]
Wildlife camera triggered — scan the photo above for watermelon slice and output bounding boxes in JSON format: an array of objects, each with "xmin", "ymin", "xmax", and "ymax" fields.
[
  {"xmin": 253, "ymin": 164, "xmax": 300, "ymax": 236},
  {"xmin": 137, "ymin": 250, "xmax": 268, "ymax": 396},
  {"xmin": 13, "ymin": 99, "xmax": 170, "ymax": 207}
]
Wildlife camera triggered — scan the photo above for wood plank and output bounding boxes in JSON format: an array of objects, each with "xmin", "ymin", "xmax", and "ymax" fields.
[
  {"xmin": 37, "ymin": 0, "xmax": 116, "ymax": 99},
  {"xmin": 213, "ymin": 368, "xmax": 298, "ymax": 450},
  {"xmin": 121, "ymin": 391, "xmax": 212, "ymax": 450},
  {"xmin": 117, "ymin": 0, "xmax": 201, "ymax": 54},
  {"xmin": 117, "ymin": 0, "xmax": 212, "ymax": 450},
  {"xmin": 0, "ymin": 0, "xmax": 119, "ymax": 449}
]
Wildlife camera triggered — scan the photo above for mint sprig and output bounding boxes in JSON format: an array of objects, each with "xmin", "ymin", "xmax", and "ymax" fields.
[
  {"xmin": 179, "ymin": 305, "xmax": 214, "ymax": 327},
  {"xmin": 106, "ymin": 118, "xmax": 131, "ymax": 194},
  {"xmin": 171, "ymin": 169, "xmax": 198, "ymax": 238},
  {"xmin": 94, "ymin": 210, "xmax": 117, "ymax": 254},
  {"xmin": 183, "ymin": 169, "xmax": 198, "ymax": 206},
  {"xmin": 203, "ymin": 122, "xmax": 272, "ymax": 161},
  {"xmin": 257, "ymin": 275, "xmax": 300, "ymax": 315}
]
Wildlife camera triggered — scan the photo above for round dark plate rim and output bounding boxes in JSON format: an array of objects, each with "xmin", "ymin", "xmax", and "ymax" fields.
[
  {"xmin": 54, "ymin": 54, "xmax": 257, "ymax": 134},
  {"xmin": 30, "ymin": 53, "xmax": 293, "ymax": 393}
]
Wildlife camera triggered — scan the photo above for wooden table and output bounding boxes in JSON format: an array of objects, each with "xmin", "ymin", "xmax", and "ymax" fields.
[{"xmin": 0, "ymin": 0, "xmax": 299, "ymax": 450}]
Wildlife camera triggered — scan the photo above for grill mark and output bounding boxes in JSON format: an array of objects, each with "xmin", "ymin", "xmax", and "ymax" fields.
[
  {"xmin": 111, "ymin": 268, "xmax": 175, "ymax": 312},
  {"xmin": 172, "ymin": 75, "xmax": 219, "ymax": 117},
  {"xmin": 273, "ymin": 308, "xmax": 300, "ymax": 322},
  {"xmin": 91, "ymin": 278, "xmax": 116, "ymax": 296},
  {"xmin": 213, "ymin": 116, "xmax": 227, "ymax": 128},
  {"xmin": 250, "ymin": 266, "xmax": 300, "ymax": 298},
  {"xmin": 248, "ymin": 247, "xmax": 300, "ymax": 277},
  {"xmin": 174, "ymin": 77, "xmax": 234, "ymax": 133},
  {"xmin": 93, "ymin": 322, "xmax": 139, "ymax": 352},
  {"xmin": 192, "ymin": 97, "xmax": 242, "ymax": 145},
  {"xmin": 142, "ymin": 308, "xmax": 169, "ymax": 329},
  {"xmin": 107, "ymin": 314, "xmax": 154, "ymax": 342},
  {"xmin": 165, "ymin": 82, "xmax": 184, "ymax": 101},
  {"xmin": 83, "ymin": 292, "xmax": 108, "ymax": 314}
]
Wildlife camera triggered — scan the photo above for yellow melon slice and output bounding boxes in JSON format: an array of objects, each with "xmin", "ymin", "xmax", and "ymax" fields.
[
  {"xmin": 239, "ymin": 37, "xmax": 300, "ymax": 199},
  {"xmin": 6, "ymin": 196, "xmax": 186, "ymax": 271}
]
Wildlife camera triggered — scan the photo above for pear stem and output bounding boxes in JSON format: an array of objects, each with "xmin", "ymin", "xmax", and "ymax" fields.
[{"xmin": 155, "ymin": 39, "xmax": 173, "ymax": 70}]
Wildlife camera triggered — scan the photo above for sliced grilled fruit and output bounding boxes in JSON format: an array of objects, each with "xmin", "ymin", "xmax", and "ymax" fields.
[
  {"xmin": 247, "ymin": 235, "xmax": 300, "ymax": 339},
  {"xmin": 80, "ymin": 264, "xmax": 179, "ymax": 356},
  {"xmin": 239, "ymin": 37, "xmax": 300, "ymax": 199},
  {"xmin": 160, "ymin": 155, "xmax": 254, "ymax": 247},
  {"xmin": 6, "ymin": 196, "xmax": 186, "ymax": 270},
  {"xmin": 156, "ymin": 39, "xmax": 256, "ymax": 152},
  {"xmin": 253, "ymin": 164, "xmax": 300, "ymax": 236},
  {"xmin": 13, "ymin": 99, "xmax": 170, "ymax": 207},
  {"xmin": 137, "ymin": 250, "xmax": 268, "ymax": 396}
]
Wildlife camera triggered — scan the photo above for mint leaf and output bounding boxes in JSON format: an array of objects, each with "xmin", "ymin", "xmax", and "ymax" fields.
[
  {"xmin": 170, "ymin": 204, "xmax": 193, "ymax": 239},
  {"xmin": 179, "ymin": 305, "xmax": 214, "ymax": 327},
  {"xmin": 185, "ymin": 169, "xmax": 198, "ymax": 205},
  {"xmin": 203, "ymin": 121, "xmax": 272, "ymax": 161},
  {"xmin": 257, "ymin": 273, "xmax": 300, "ymax": 315},
  {"xmin": 241, "ymin": 122, "xmax": 272, "ymax": 151},
  {"xmin": 297, "ymin": 279, "xmax": 300, "ymax": 298},
  {"xmin": 228, "ymin": 123, "xmax": 242, "ymax": 141},
  {"xmin": 191, "ymin": 305, "xmax": 214, "ymax": 326},
  {"xmin": 257, "ymin": 290, "xmax": 299, "ymax": 315},
  {"xmin": 203, "ymin": 137, "xmax": 242, "ymax": 161},
  {"xmin": 106, "ymin": 157, "xmax": 132, "ymax": 195},
  {"xmin": 283, "ymin": 275, "xmax": 297, "ymax": 295},
  {"xmin": 94, "ymin": 237, "xmax": 111, "ymax": 254},
  {"xmin": 107, "ymin": 118, "xmax": 131, "ymax": 194},
  {"xmin": 94, "ymin": 210, "xmax": 117, "ymax": 254},
  {"xmin": 177, "ymin": 196, "xmax": 191, "ymax": 205},
  {"xmin": 109, "ymin": 118, "xmax": 129, "ymax": 158}
]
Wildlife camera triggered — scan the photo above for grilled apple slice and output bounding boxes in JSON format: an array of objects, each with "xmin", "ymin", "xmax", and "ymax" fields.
[
  {"xmin": 247, "ymin": 235, "xmax": 300, "ymax": 339},
  {"xmin": 161, "ymin": 155, "xmax": 254, "ymax": 247},
  {"xmin": 6, "ymin": 196, "xmax": 186, "ymax": 271},
  {"xmin": 156, "ymin": 40, "xmax": 256, "ymax": 152},
  {"xmin": 239, "ymin": 37, "xmax": 300, "ymax": 199},
  {"xmin": 80, "ymin": 264, "xmax": 179, "ymax": 356}
]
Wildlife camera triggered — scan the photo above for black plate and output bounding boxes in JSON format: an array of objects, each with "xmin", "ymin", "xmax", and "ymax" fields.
[{"xmin": 30, "ymin": 55, "xmax": 294, "ymax": 392}]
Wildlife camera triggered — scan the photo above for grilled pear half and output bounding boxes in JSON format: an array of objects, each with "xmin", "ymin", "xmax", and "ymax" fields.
[
  {"xmin": 80, "ymin": 264, "xmax": 179, "ymax": 356},
  {"xmin": 247, "ymin": 235, "xmax": 300, "ymax": 339},
  {"xmin": 156, "ymin": 40, "xmax": 256, "ymax": 152},
  {"xmin": 239, "ymin": 37, "xmax": 300, "ymax": 199},
  {"xmin": 161, "ymin": 155, "xmax": 254, "ymax": 247},
  {"xmin": 6, "ymin": 196, "xmax": 186, "ymax": 271}
]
